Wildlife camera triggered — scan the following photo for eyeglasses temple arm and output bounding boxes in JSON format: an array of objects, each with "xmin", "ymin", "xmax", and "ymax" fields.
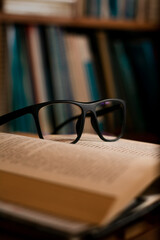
[
  {"xmin": 0, "ymin": 106, "xmax": 32, "ymax": 126},
  {"xmin": 53, "ymin": 115, "xmax": 79, "ymax": 133}
]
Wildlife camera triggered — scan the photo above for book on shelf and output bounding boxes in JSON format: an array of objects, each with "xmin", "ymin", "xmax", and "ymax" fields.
[
  {"xmin": 45, "ymin": 27, "xmax": 76, "ymax": 133},
  {"xmin": 117, "ymin": 0, "xmax": 126, "ymax": 19},
  {"xmin": 135, "ymin": 0, "xmax": 147, "ymax": 22},
  {"xmin": 45, "ymin": 27, "xmax": 73, "ymax": 102},
  {"xmin": 125, "ymin": 0, "xmax": 137, "ymax": 19},
  {"xmin": 26, "ymin": 26, "xmax": 48, "ymax": 103},
  {"xmin": 6, "ymin": 25, "xmax": 34, "ymax": 132},
  {"xmin": 146, "ymin": 0, "xmax": 160, "ymax": 23},
  {"xmin": 100, "ymin": 0, "xmax": 110, "ymax": 19},
  {"xmin": 92, "ymin": 0, "xmax": 160, "ymax": 22},
  {"xmin": 111, "ymin": 39, "xmax": 145, "ymax": 132},
  {"xmin": 64, "ymin": 33, "xmax": 91, "ymax": 103},
  {"xmin": 0, "ymin": 132, "xmax": 159, "ymax": 230},
  {"xmin": 2, "ymin": 0, "xmax": 78, "ymax": 17},
  {"xmin": 26, "ymin": 26, "xmax": 53, "ymax": 133},
  {"xmin": 64, "ymin": 33, "xmax": 98, "ymax": 132},
  {"xmin": 0, "ymin": 25, "xmax": 9, "ymax": 130},
  {"xmin": 76, "ymin": 34, "xmax": 101, "ymax": 101},
  {"xmin": 95, "ymin": 31, "xmax": 117, "ymax": 99},
  {"xmin": 125, "ymin": 39, "xmax": 160, "ymax": 135}
]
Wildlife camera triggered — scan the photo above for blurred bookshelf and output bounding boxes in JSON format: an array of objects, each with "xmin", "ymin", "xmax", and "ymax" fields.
[{"xmin": 0, "ymin": 0, "xmax": 160, "ymax": 143}]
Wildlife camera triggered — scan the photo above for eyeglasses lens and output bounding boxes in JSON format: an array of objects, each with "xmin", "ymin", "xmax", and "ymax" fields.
[
  {"xmin": 38, "ymin": 103, "xmax": 82, "ymax": 143},
  {"xmin": 95, "ymin": 100, "xmax": 124, "ymax": 140}
]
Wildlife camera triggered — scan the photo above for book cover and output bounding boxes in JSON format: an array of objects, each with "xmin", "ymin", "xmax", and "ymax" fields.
[{"xmin": 0, "ymin": 194, "xmax": 159, "ymax": 239}]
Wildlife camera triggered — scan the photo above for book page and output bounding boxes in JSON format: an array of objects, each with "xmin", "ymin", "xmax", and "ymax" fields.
[
  {"xmin": 0, "ymin": 132, "xmax": 159, "ymax": 225},
  {"xmin": 0, "ymin": 133, "xmax": 159, "ymax": 198}
]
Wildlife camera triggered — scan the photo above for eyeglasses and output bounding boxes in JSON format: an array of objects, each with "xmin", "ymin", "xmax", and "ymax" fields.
[{"xmin": 0, "ymin": 99, "xmax": 126, "ymax": 144}]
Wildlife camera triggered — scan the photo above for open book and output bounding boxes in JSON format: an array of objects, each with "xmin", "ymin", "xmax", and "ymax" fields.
[{"xmin": 0, "ymin": 132, "xmax": 159, "ymax": 227}]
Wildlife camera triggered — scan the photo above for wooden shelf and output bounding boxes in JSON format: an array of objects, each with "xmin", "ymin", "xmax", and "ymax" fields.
[{"xmin": 0, "ymin": 13, "xmax": 160, "ymax": 31}]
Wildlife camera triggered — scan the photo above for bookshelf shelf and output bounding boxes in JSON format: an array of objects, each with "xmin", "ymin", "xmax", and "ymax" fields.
[{"xmin": 0, "ymin": 13, "xmax": 159, "ymax": 31}]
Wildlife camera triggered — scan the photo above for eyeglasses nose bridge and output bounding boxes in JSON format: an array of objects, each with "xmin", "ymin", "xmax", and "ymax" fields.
[
  {"xmin": 90, "ymin": 112, "xmax": 101, "ymax": 135},
  {"xmin": 76, "ymin": 114, "xmax": 84, "ymax": 135},
  {"xmin": 84, "ymin": 110, "xmax": 100, "ymax": 135}
]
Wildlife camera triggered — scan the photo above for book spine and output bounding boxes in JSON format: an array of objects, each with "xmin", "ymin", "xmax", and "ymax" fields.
[
  {"xmin": 18, "ymin": 26, "xmax": 36, "ymax": 133},
  {"xmin": 0, "ymin": 25, "xmax": 10, "ymax": 132},
  {"xmin": 112, "ymin": 40, "xmax": 145, "ymax": 132},
  {"xmin": 79, "ymin": 36, "xmax": 101, "ymax": 101},
  {"xmin": 100, "ymin": 0, "xmax": 110, "ymax": 19},
  {"xmin": 38, "ymin": 26, "xmax": 53, "ymax": 101},
  {"xmin": 26, "ymin": 26, "xmax": 52, "ymax": 133},
  {"xmin": 124, "ymin": 39, "xmax": 160, "ymax": 134},
  {"xmin": 6, "ymin": 25, "xmax": 28, "ymax": 132},
  {"xmin": 135, "ymin": 0, "xmax": 148, "ymax": 22},
  {"xmin": 26, "ymin": 26, "xmax": 48, "ymax": 103},
  {"xmin": 96, "ymin": 32, "xmax": 117, "ymax": 99},
  {"xmin": 109, "ymin": 0, "xmax": 118, "ymax": 18},
  {"xmin": 125, "ymin": 0, "xmax": 137, "ymax": 19}
]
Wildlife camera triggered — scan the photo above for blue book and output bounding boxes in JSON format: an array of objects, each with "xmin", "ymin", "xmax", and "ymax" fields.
[
  {"xmin": 46, "ymin": 27, "xmax": 73, "ymax": 100},
  {"xmin": 111, "ymin": 40, "xmax": 145, "ymax": 132},
  {"xmin": 55, "ymin": 28, "xmax": 74, "ymax": 100},
  {"xmin": 84, "ymin": 62, "xmax": 101, "ymax": 101},
  {"xmin": 45, "ymin": 27, "xmax": 74, "ymax": 133},
  {"xmin": 96, "ymin": 0, "xmax": 102, "ymax": 17},
  {"xmin": 125, "ymin": 0, "xmax": 136, "ymax": 19},
  {"xmin": 77, "ymin": 35, "xmax": 101, "ymax": 101},
  {"xmin": 7, "ymin": 25, "xmax": 30, "ymax": 132},
  {"xmin": 38, "ymin": 26, "xmax": 54, "ymax": 101},
  {"xmin": 109, "ymin": 0, "xmax": 118, "ymax": 18},
  {"xmin": 20, "ymin": 27, "xmax": 36, "ymax": 133},
  {"xmin": 125, "ymin": 40, "xmax": 160, "ymax": 133}
]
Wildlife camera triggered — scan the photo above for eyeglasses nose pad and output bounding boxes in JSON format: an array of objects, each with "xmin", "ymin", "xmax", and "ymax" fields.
[
  {"xmin": 76, "ymin": 115, "xmax": 83, "ymax": 136},
  {"xmin": 91, "ymin": 114, "xmax": 100, "ymax": 135}
]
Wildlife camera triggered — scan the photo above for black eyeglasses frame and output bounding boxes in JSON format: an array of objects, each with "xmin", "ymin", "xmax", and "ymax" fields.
[{"xmin": 0, "ymin": 99, "xmax": 126, "ymax": 144}]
